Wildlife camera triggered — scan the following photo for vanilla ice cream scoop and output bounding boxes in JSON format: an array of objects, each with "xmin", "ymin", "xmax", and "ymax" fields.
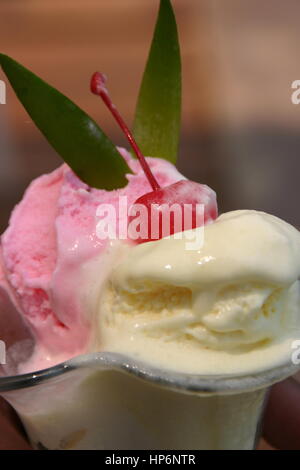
[{"xmin": 97, "ymin": 210, "xmax": 300, "ymax": 374}]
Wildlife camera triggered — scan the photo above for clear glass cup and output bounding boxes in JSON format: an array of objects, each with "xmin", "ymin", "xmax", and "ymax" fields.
[{"xmin": 0, "ymin": 351, "xmax": 299, "ymax": 450}]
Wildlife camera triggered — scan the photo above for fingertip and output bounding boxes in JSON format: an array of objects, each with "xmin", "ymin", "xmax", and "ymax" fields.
[{"xmin": 263, "ymin": 377, "xmax": 300, "ymax": 450}]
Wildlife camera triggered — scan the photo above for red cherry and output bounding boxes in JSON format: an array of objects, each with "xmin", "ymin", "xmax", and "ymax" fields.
[
  {"xmin": 129, "ymin": 180, "xmax": 217, "ymax": 243},
  {"xmin": 91, "ymin": 72, "xmax": 218, "ymax": 244}
]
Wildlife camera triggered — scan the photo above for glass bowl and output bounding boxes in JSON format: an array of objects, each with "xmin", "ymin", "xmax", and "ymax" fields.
[{"xmin": 0, "ymin": 350, "xmax": 298, "ymax": 450}]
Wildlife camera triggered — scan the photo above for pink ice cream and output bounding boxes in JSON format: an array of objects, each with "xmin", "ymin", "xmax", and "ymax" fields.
[{"xmin": 0, "ymin": 148, "xmax": 196, "ymax": 372}]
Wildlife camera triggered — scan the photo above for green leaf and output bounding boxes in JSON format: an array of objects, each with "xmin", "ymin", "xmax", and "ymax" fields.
[
  {"xmin": 0, "ymin": 54, "xmax": 131, "ymax": 190},
  {"xmin": 133, "ymin": 0, "xmax": 181, "ymax": 163}
]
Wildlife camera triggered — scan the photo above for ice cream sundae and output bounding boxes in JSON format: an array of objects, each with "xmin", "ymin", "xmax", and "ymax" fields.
[{"xmin": 0, "ymin": 0, "xmax": 299, "ymax": 450}]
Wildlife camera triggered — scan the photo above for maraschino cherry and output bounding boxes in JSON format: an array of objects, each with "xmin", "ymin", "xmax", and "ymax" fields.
[{"xmin": 91, "ymin": 72, "xmax": 218, "ymax": 243}]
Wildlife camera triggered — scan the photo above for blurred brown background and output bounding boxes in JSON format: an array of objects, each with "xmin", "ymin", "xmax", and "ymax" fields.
[{"xmin": 1, "ymin": 0, "xmax": 300, "ymax": 233}]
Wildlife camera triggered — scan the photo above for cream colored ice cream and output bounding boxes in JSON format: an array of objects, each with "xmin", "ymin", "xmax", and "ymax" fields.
[{"xmin": 97, "ymin": 210, "xmax": 300, "ymax": 375}]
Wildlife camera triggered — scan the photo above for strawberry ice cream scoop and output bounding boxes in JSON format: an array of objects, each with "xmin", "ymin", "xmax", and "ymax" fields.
[{"xmin": 1, "ymin": 149, "xmax": 217, "ymax": 372}]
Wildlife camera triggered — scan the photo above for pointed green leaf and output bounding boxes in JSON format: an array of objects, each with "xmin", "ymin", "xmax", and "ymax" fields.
[
  {"xmin": 0, "ymin": 54, "xmax": 131, "ymax": 190},
  {"xmin": 133, "ymin": 0, "xmax": 181, "ymax": 163}
]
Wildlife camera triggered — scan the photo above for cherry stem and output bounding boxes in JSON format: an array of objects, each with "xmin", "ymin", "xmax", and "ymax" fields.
[{"xmin": 90, "ymin": 72, "xmax": 160, "ymax": 191}]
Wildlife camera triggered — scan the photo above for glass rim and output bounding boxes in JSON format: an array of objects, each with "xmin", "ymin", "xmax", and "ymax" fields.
[{"xmin": 0, "ymin": 351, "xmax": 299, "ymax": 395}]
